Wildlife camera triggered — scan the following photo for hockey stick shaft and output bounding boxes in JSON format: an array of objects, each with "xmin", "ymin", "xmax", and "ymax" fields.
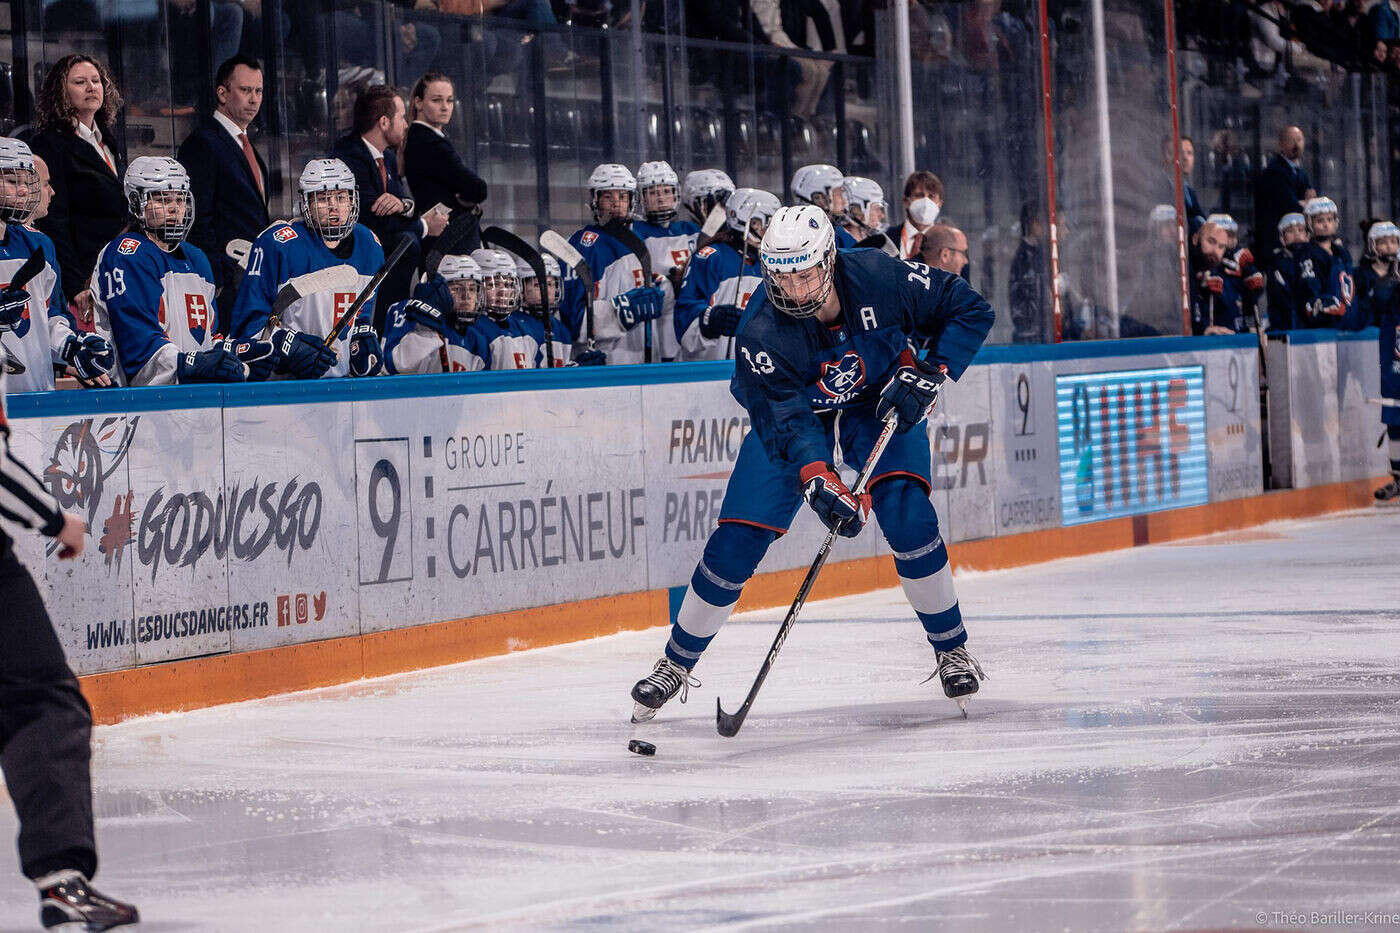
[
  {"xmin": 324, "ymin": 232, "xmax": 415, "ymax": 347},
  {"xmin": 603, "ymin": 219, "xmax": 654, "ymax": 363},
  {"xmin": 716, "ymin": 410, "xmax": 901, "ymax": 737},
  {"xmin": 539, "ymin": 229, "xmax": 595, "ymax": 350},
  {"xmin": 2, "ymin": 251, "xmax": 49, "ymax": 376}
]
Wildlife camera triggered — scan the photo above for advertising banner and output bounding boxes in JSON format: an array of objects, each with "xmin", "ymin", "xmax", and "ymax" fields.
[
  {"xmin": 1056, "ymin": 365, "xmax": 1209, "ymax": 525},
  {"xmin": 1335, "ymin": 336, "xmax": 1388, "ymax": 482},
  {"xmin": 987, "ymin": 361, "xmax": 1061, "ymax": 536},
  {"xmin": 1202, "ymin": 346, "xmax": 1264, "ymax": 502},
  {"xmin": 937, "ymin": 366, "xmax": 997, "ymax": 544}
]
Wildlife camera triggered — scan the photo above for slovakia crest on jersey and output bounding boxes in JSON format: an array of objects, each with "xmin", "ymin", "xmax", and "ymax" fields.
[
  {"xmin": 815, "ymin": 352, "xmax": 866, "ymax": 403},
  {"xmin": 117, "ymin": 238, "xmax": 141, "ymax": 255},
  {"xmin": 697, "ymin": 246, "xmax": 716, "ymax": 259},
  {"xmin": 580, "ymin": 231, "xmax": 598, "ymax": 247},
  {"xmin": 273, "ymin": 227, "xmax": 297, "ymax": 243}
]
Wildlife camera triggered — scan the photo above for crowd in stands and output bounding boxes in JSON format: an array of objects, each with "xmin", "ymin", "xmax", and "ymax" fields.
[{"xmin": 1179, "ymin": 0, "xmax": 1400, "ymax": 75}]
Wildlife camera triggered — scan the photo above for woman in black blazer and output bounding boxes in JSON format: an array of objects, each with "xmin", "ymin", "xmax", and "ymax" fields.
[
  {"xmin": 404, "ymin": 73, "xmax": 488, "ymax": 248},
  {"xmin": 27, "ymin": 54, "xmax": 128, "ymax": 315}
]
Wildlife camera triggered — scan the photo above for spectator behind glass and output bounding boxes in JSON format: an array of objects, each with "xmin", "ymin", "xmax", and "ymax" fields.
[
  {"xmin": 1166, "ymin": 135, "xmax": 1204, "ymax": 234},
  {"xmin": 918, "ymin": 224, "xmax": 969, "ymax": 278},
  {"xmin": 1255, "ymin": 125, "xmax": 1316, "ymax": 261},
  {"xmin": 178, "ymin": 55, "xmax": 270, "ymax": 335},
  {"xmin": 888, "ymin": 170, "xmax": 945, "ymax": 259},
  {"xmin": 403, "ymin": 73, "xmax": 489, "ymax": 253},
  {"xmin": 1009, "ymin": 202, "xmax": 1051, "ymax": 344},
  {"xmin": 27, "ymin": 54, "xmax": 127, "ymax": 322}
]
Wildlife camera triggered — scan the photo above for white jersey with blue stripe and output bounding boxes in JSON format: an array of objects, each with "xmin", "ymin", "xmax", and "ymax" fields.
[
  {"xmin": 673, "ymin": 241, "xmax": 762, "ymax": 362},
  {"xmin": 0, "ymin": 223, "xmax": 75, "ymax": 392},
  {"xmin": 230, "ymin": 221, "xmax": 385, "ymax": 378},
  {"xmin": 91, "ymin": 233, "xmax": 217, "ymax": 386},
  {"xmin": 382, "ymin": 300, "xmax": 491, "ymax": 374},
  {"xmin": 634, "ymin": 217, "xmax": 699, "ymax": 361}
]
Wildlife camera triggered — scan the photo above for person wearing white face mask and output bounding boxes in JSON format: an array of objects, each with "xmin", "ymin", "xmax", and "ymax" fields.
[{"xmin": 887, "ymin": 170, "xmax": 945, "ymax": 259}]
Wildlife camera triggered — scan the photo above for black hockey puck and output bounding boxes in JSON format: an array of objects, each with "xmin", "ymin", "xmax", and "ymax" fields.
[{"xmin": 628, "ymin": 739, "xmax": 656, "ymax": 757}]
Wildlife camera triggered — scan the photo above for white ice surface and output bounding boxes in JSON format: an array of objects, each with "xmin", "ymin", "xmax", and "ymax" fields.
[{"xmin": 3, "ymin": 510, "xmax": 1400, "ymax": 931}]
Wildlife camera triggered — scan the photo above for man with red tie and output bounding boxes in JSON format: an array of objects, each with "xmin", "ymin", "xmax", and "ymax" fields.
[
  {"xmin": 178, "ymin": 55, "xmax": 271, "ymax": 335},
  {"xmin": 333, "ymin": 86, "xmax": 448, "ymax": 327}
]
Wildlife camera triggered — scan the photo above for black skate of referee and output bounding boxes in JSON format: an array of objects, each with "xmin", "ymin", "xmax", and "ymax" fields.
[{"xmin": 0, "ymin": 375, "xmax": 138, "ymax": 929}]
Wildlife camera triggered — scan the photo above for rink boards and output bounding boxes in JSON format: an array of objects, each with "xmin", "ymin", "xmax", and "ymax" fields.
[{"xmin": 1, "ymin": 331, "xmax": 1380, "ymax": 678}]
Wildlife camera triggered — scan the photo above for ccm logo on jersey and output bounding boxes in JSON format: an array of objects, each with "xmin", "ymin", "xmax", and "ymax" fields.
[
  {"xmin": 817, "ymin": 352, "xmax": 867, "ymax": 400},
  {"xmin": 117, "ymin": 238, "xmax": 141, "ymax": 255},
  {"xmin": 580, "ymin": 232, "xmax": 598, "ymax": 247},
  {"xmin": 273, "ymin": 227, "xmax": 298, "ymax": 243}
]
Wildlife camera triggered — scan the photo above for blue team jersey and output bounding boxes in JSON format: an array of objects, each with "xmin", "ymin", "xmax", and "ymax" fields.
[
  {"xmin": 1192, "ymin": 267, "xmax": 1250, "ymax": 335},
  {"xmin": 1294, "ymin": 242, "xmax": 1353, "ymax": 328},
  {"xmin": 635, "ymin": 217, "xmax": 699, "ymax": 361},
  {"xmin": 469, "ymin": 314, "xmax": 537, "ymax": 370},
  {"xmin": 560, "ymin": 222, "xmax": 669, "ymax": 364},
  {"xmin": 0, "ymin": 223, "xmax": 74, "ymax": 392},
  {"xmin": 673, "ymin": 241, "xmax": 762, "ymax": 361},
  {"xmin": 514, "ymin": 311, "xmax": 573, "ymax": 367},
  {"xmin": 1267, "ymin": 246, "xmax": 1302, "ymax": 332},
  {"xmin": 731, "ymin": 248, "xmax": 994, "ymax": 476},
  {"xmin": 1347, "ymin": 261, "xmax": 1392, "ymax": 332},
  {"xmin": 91, "ymin": 233, "xmax": 217, "ymax": 385},
  {"xmin": 1375, "ymin": 275, "xmax": 1400, "ymax": 423},
  {"xmin": 833, "ymin": 225, "xmax": 858, "ymax": 249},
  {"xmin": 230, "ymin": 220, "xmax": 385, "ymax": 378},
  {"xmin": 382, "ymin": 300, "xmax": 492, "ymax": 374}
]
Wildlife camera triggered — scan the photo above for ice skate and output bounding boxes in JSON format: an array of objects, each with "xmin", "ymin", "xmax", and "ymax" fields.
[
  {"xmin": 930, "ymin": 646, "xmax": 986, "ymax": 717},
  {"xmin": 630, "ymin": 657, "xmax": 699, "ymax": 723},
  {"xmin": 1375, "ymin": 475, "xmax": 1400, "ymax": 505},
  {"xmin": 37, "ymin": 870, "xmax": 139, "ymax": 931}
]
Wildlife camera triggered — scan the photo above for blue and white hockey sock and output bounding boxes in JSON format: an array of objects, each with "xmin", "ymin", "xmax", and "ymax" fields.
[
  {"xmin": 666, "ymin": 522, "xmax": 775, "ymax": 670},
  {"xmin": 873, "ymin": 479, "xmax": 966, "ymax": 653},
  {"xmin": 1388, "ymin": 427, "xmax": 1400, "ymax": 475}
]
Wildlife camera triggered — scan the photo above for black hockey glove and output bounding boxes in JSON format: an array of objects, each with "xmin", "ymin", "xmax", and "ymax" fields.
[
  {"xmin": 0, "ymin": 285, "xmax": 28, "ymax": 332},
  {"xmin": 699, "ymin": 304, "xmax": 743, "ymax": 339},
  {"xmin": 876, "ymin": 350, "xmax": 947, "ymax": 434},
  {"xmin": 273, "ymin": 328, "xmax": 337, "ymax": 379},
  {"xmin": 176, "ymin": 345, "xmax": 247, "ymax": 383},
  {"xmin": 348, "ymin": 324, "xmax": 384, "ymax": 377}
]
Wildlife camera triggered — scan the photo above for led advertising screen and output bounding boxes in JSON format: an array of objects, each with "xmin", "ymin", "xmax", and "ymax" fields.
[{"xmin": 1057, "ymin": 366, "xmax": 1209, "ymax": 526}]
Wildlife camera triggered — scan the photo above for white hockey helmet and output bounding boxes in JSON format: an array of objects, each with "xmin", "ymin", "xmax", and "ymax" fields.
[
  {"xmin": 1205, "ymin": 212, "xmax": 1237, "ymax": 235},
  {"xmin": 636, "ymin": 160, "xmax": 680, "ymax": 225},
  {"xmin": 1149, "ymin": 204, "xmax": 1177, "ymax": 225},
  {"xmin": 841, "ymin": 176, "xmax": 887, "ymax": 234},
  {"xmin": 0, "ymin": 137, "xmax": 40, "ymax": 225},
  {"xmin": 681, "ymin": 168, "xmax": 735, "ymax": 225},
  {"xmin": 1277, "ymin": 212, "xmax": 1306, "ymax": 237},
  {"xmin": 587, "ymin": 162, "xmax": 637, "ymax": 224},
  {"xmin": 1367, "ymin": 221, "xmax": 1400, "ymax": 257},
  {"xmin": 791, "ymin": 164, "xmax": 848, "ymax": 217},
  {"xmin": 471, "ymin": 247, "xmax": 520, "ymax": 320},
  {"xmin": 435, "ymin": 254, "xmax": 482, "ymax": 326},
  {"xmin": 123, "ymin": 156, "xmax": 194, "ymax": 247},
  {"xmin": 299, "ymin": 158, "xmax": 359, "ymax": 242},
  {"xmin": 516, "ymin": 253, "xmax": 562, "ymax": 311},
  {"xmin": 725, "ymin": 187, "xmax": 781, "ymax": 249},
  {"xmin": 759, "ymin": 205, "xmax": 837, "ymax": 318},
  {"xmin": 1303, "ymin": 196, "xmax": 1338, "ymax": 235}
]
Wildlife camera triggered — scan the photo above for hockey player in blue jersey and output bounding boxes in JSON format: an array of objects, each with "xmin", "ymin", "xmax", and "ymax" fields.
[
  {"xmin": 1293, "ymin": 197, "xmax": 1354, "ymax": 328},
  {"xmin": 384, "ymin": 255, "xmax": 492, "ymax": 373},
  {"xmin": 1192, "ymin": 220, "xmax": 1254, "ymax": 335},
  {"xmin": 1350, "ymin": 221, "xmax": 1397, "ymax": 333},
  {"xmin": 630, "ymin": 205, "xmax": 996, "ymax": 722},
  {"xmin": 469, "ymin": 248, "xmax": 538, "ymax": 370},
  {"xmin": 1367, "ymin": 222, "xmax": 1400, "ymax": 502},
  {"xmin": 517, "ymin": 253, "xmax": 578, "ymax": 367},
  {"xmin": 0, "ymin": 137, "xmax": 110, "ymax": 391},
  {"xmin": 679, "ymin": 168, "xmax": 735, "ymax": 227},
  {"xmin": 559, "ymin": 163, "xmax": 667, "ymax": 365},
  {"xmin": 1267, "ymin": 213, "xmax": 1310, "ymax": 331},
  {"xmin": 673, "ymin": 187, "xmax": 777, "ymax": 361},
  {"xmin": 92, "ymin": 156, "xmax": 272, "ymax": 385},
  {"xmin": 792, "ymin": 164, "xmax": 858, "ymax": 249},
  {"xmin": 633, "ymin": 161, "xmax": 699, "ymax": 361},
  {"xmin": 231, "ymin": 158, "xmax": 384, "ymax": 379}
]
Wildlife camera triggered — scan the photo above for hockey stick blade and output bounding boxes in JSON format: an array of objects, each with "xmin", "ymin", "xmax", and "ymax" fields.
[
  {"xmin": 855, "ymin": 233, "xmax": 900, "ymax": 256},
  {"xmin": 482, "ymin": 225, "xmax": 556, "ymax": 367},
  {"xmin": 540, "ymin": 229, "xmax": 595, "ymax": 348},
  {"xmin": 225, "ymin": 239, "xmax": 252, "ymax": 269},
  {"xmin": 269, "ymin": 264, "xmax": 362, "ymax": 326},
  {"xmin": 694, "ymin": 204, "xmax": 728, "ymax": 252},
  {"xmin": 1369, "ymin": 397, "xmax": 1400, "ymax": 407},
  {"xmin": 716, "ymin": 412, "xmax": 901, "ymax": 737},
  {"xmin": 324, "ymin": 232, "xmax": 416, "ymax": 347}
]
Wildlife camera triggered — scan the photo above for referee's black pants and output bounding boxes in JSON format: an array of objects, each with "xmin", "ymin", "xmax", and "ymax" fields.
[{"xmin": 0, "ymin": 542, "xmax": 96, "ymax": 880}]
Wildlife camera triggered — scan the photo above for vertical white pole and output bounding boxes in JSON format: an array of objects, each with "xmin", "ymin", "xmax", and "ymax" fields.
[
  {"xmin": 893, "ymin": 0, "xmax": 916, "ymax": 183},
  {"xmin": 1089, "ymin": 0, "xmax": 1120, "ymax": 335}
]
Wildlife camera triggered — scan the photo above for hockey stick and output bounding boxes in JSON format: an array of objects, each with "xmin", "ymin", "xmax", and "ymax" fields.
[
  {"xmin": 265, "ymin": 264, "xmax": 362, "ymax": 331},
  {"xmin": 603, "ymin": 219, "xmax": 655, "ymax": 363},
  {"xmin": 423, "ymin": 204, "xmax": 481, "ymax": 277},
  {"xmin": 1368, "ymin": 397, "xmax": 1400, "ymax": 407},
  {"xmin": 855, "ymin": 232, "xmax": 900, "ymax": 257},
  {"xmin": 2, "ymin": 251, "xmax": 49, "ymax": 376},
  {"xmin": 224, "ymin": 238, "xmax": 252, "ymax": 297},
  {"xmin": 1246, "ymin": 293, "xmax": 1273, "ymax": 489},
  {"xmin": 482, "ymin": 225, "xmax": 555, "ymax": 369},
  {"xmin": 324, "ymin": 232, "xmax": 416, "ymax": 347},
  {"xmin": 692, "ymin": 204, "xmax": 729, "ymax": 253},
  {"xmin": 716, "ymin": 409, "xmax": 901, "ymax": 737},
  {"xmin": 540, "ymin": 230, "xmax": 596, "ymax": 351}
]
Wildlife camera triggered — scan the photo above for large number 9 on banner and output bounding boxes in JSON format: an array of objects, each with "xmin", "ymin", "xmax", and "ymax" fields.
[{"xmin": 355, "ymin": 439, "xmax": 414, "ymax": 585}]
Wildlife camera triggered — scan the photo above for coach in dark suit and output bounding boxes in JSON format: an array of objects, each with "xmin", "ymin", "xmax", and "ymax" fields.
[
  {"xmin": 404, "ymin": 74, "xmax": 488, "ymax": 252},
  {"xmin": 1254, "ymin": 126, "xmax": 1316, "ymax": 261},
  {"xmin": 333, "ymin": 86, "xmax": 448, "ymax": 322},
  {"xmin": 178, "ymin": 55, "xmax": 271, "ymax": 334},
  {"xmin": 28, "ymin": 54, "xmax": 127, "ymax": 310}
]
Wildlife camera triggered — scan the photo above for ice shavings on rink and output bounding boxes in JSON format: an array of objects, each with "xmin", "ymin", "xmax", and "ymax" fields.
[{"xmin": 1, "ymin": 510, "xmax": 1398, "ymax": 931}]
